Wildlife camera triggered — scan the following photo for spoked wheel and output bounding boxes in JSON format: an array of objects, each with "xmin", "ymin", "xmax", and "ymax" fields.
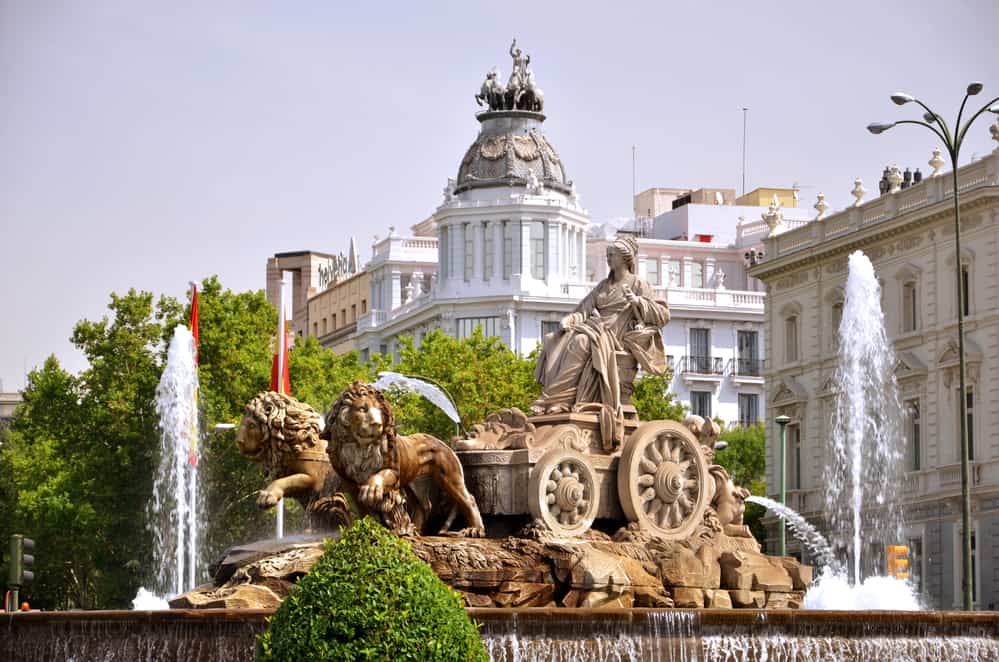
[
  {"xmin": 617, "ymin": 420, "xmax": 710, "ymax": 539},
  {"xmin": 528, "ymin": 449, "xmax": 600, "ymax": 538}
]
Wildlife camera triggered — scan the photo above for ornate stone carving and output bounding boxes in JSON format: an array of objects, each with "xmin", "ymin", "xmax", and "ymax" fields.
[
  {"xmin": 888, "ymin": 164, "xmax": 903, "ymax": 193},
  {"xmin": 814, "ymin": 193, "xmax": 829, "ymax": 220},
  {"xmin": 762, "ymin": 194, "xmax": 785, "ymax": 236},
  {"xmin": 455, "ymin": 408, "xmax": 536, "ymax": 451},
  {"xmin": 512, "ymin": 135, "xmax": 540, "ymax": 160},
  {"xmin": 480, "ymin": 135, "xmax": 507, "ymax": 160},
  {"xmin": 851, "ymin": 178, "xmax": 866, "ymax": 206},
  {"xmin": 775, "ymin": 270, "xmax": 809, "ymax": 290},
  {"xmin": 929, "ymin": 148, "xmax": 945, "ymax": 177},
  {"xmin": 320, "ymin": 382, "xmax": 486, "ymax": 538}
]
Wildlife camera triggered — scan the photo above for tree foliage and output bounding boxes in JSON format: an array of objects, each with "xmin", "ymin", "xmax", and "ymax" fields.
[
  {"xmin": 630, "ymin": 372, "xmax": 686, "ymax": 423},
  {"xmin": 714, "ymin": 423, "xmax": 767, "ymax": 543},
  {"xmin": 256, "ymin": 517, "xmax": 487, "ymax": 662}
]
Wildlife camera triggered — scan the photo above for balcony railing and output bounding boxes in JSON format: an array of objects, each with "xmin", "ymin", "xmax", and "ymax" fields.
[
  {"xmin": 681, "ymin": 355, "xmax": 724, "ymax": 375},
  {"xmin": 730, "ymin": 358, "xmax": 765, "ymax": 377}
]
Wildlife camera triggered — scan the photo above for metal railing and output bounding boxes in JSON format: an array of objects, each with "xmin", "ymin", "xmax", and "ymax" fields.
[
  {"xmin": 730, "ymin": 357, "xmax": 765, "ymax": 376},
  {"xmin": 681, "ymin": 355, "xmax": 724, "ymax": 375}
]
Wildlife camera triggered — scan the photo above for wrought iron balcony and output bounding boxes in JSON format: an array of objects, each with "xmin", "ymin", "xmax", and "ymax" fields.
[
  {"xmin": 731, "ymin": 358, "xmax": 765, "ymax": 377},
  {"xmin": 681, "ymin": 355, "xmax": 724, "ymax": 375}
]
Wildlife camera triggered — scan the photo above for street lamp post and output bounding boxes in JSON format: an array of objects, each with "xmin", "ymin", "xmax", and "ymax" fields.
[
  {"xmin": 775, "ymin": 414, "xmax": 790, "ymax": 557},
  {"xmin": 868, "ymin": 83, "xmax": 999, "ymax": 611}
]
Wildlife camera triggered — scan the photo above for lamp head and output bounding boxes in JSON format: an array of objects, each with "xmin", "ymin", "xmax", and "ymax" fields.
[
  {"xmin": 890, "ymin": 93, "xmax": 914, "ymax": 105},
  {"xmin": 923, "ymin": 111, "xmax": 938, "ymax": 123},
  {"xmin": 989, "ymin": 104, "xmax": 999, "ymax": 115},
  {"xmin": 966, "ymin": 82, "xmax": 983, "ymax": 96},
  {"xmin": 775, "ymin": 415, "xmax": 791, "ymax": 426},
  {"xmin": 867, "ymin": 122, "xmax": 896, "ymax": 135}
]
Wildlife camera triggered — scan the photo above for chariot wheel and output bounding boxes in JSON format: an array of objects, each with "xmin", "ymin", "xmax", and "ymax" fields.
[
  {"xmin": 617, "ymin": 420, "xmax": 710, "ymax": 540},
  {"xmin": 528, "ymin": 449, "xmax": 600, "ymax": 538}
]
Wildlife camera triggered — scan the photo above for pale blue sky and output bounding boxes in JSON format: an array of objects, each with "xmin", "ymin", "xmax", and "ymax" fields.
[{"xmin": 2, "ymin": 0, "xmax": 997, "ymax": 389}]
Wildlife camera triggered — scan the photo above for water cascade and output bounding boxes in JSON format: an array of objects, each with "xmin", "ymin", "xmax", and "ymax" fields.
[
  {"xmin": 137, "ymin": 326, "xmax": 202, "ymax": 607},
  {"xmin": 745, "ymin": 496, "xmax": 837, "ymax": 571},
  {"xmin": 824, "ymin": 251, "xmax": 906, "ymax": 584}
]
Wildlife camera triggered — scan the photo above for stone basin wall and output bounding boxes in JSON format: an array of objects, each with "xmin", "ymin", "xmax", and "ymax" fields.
[{"xmin": 2, "ymin": 608, "xmax": 998, "ymax": 662}]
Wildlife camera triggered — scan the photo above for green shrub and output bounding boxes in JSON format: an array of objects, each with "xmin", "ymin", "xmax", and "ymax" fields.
[{"xmin": 256, "ymin": 517, "xmax": 488, "ymax": 662}]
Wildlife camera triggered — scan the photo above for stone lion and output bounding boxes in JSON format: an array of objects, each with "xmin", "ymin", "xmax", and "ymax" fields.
[
  {"xmin": 321, "ymin": 381, "xmax": 486, "ymax": 538},
  {"xmin": 236, "ymin": 391, "xmax": 335, "ymax": 520}
]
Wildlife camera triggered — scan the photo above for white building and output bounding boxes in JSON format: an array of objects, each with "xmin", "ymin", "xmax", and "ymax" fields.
[{"xmin": 750, "ymin": 139, "xmax": 999, "ymax": 609}]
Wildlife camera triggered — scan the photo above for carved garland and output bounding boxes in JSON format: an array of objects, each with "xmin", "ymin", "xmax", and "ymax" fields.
[
  {"xmin": 512, "ymin": 135, "xmax": 540, "ymax": 160},
  {"xmin": 480, "ymin": 136, "xmax": 507, "ymax": 160}
]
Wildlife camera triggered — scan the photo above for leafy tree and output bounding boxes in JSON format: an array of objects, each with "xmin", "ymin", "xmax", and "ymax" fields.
[
  {"xmin": 257, "ymin": 517, "xmax": 487, "ymax": 662},
  {"xmin": 288, "ymin": 337, "xmax": 376, "ymax": 412},
  {"xmin": 630, "ymin": 372, "xmax": 686, "ymax": 422},
  {"xmin": 714, "ymin": 423, "xmax": 767, "ymax": 543},
  {"xmin": 391, "ymin": 328, "xmax": 539, "ymax": 440}
]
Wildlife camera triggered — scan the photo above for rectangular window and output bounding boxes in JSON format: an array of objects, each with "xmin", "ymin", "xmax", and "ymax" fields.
[
  {"xmin": 331, "ymin": 315, "xmax": 337, "ymax": 331},
  {"xmin": 645, "ymin": 259, "xmax": 660, "ymax": 286},
  {"xmin": 530, "ymin": 222, "xmax": 545, "ymax": 280},
  {"xmin": 962, "ymin": 389, "xmax": 974, "ymax": 462},
  {"xmin": 832, "ymin": 302, "xmax": 844, "ymax": 349},
  {"xmin": 541, "ymin": 320, "xmax": 560, "ymax": 337},
  {"xmin": 908, "ymin": 536, "xmax": 924, "ymax": 595},
  {"xmin": 737, "ymin": 330, "xmax": 759, "ymax": 375},
  {"xmin": 503, "ymin": 222, "xmax": 514, "ymax": 279},
  {"xmin": 464, "ymin": 224, "xmax": 474, "ymax": 281},
  {"xmin": 789, "ymin": 424, "xmax": 802, "ymax": 489},
  {"xmin": 457, "ymin": 316, "xmax": 500, "ymax": 339},
  {"xmin": 691, "ymin": 391, "xmax": 711, "ymax": 418},
  {"xmin": 961, "ymin": 266, "xmax": 971, "ymax": 316},
  {"xmin": 440, "ymin": 226, "xmax": 449, "ymax": 279},
  {"xmin": 906, "ymin": 399, "xmax": 921, "ymax": 471},
  {"xmin": 314, "ymin": 321, "xmax": 319, "ymax": 336},
  {"xmin": 689, "ymin": 328, "xmax": 710, "ymax": 373},
  {"xmin": 321, "ymin": 319, "xmax": 327, "ymax": 335},
  {"xmin": 667, "ymin": 260, "xmax": 681, "ymax": 286},
  {"xmin": 350, "ymin": 304, "xmax": 356, "ymax": 322},
  {"xmin": 690, "ymin": 262, "xmax": 704, "ymax": 288},
  {"xmin": 902, "ymin": 282, "xmax": 917, "ymax": 332},
  {"xmin": 738, "ymin": 393, "xmax": 759, "ymax": 427},
  {"xmin": 484, "ymin": 227, "xmax": 494, "ymax": 279},
  {"xmin": 341, "ymin": 309, "xmax": 346, "ymax": 326},
  {"xmin": 785, "ymin": 316, "xmax": 799, "ymax": 362},
  {"xmin": 361, "ymin": 299, "xmax": 367, "ymax": 314}
]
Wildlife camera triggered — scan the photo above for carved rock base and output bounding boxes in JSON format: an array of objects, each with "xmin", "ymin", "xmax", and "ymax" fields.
[{"xmin": 173, "ymin": 530, "xmax": 812, "ymax": 611}]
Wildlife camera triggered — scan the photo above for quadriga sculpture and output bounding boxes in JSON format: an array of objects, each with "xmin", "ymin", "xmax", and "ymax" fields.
[
  {"xmin": 321, "ymin": 381, "xmax": 486, "ymax": 538},
  {"xmin": 235, "ymin": 391, "xmax": 335, "ymax": 527}
]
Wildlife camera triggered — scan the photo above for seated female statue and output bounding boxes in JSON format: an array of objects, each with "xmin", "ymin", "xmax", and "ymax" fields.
[{"xmin": 531, "ymin": 235, "xmax": 671, "ymax": 438}]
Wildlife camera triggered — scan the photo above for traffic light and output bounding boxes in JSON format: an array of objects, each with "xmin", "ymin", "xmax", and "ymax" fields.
[
  {"xmin": 886, "ymin": 544, "xmax": 909, "ymax": 580},
  {"xmin": 6, "ymin": 534, "xmax": 35, "ymax": 611}
]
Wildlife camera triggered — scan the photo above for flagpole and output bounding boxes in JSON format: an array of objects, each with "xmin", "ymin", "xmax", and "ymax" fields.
[{"xmin": 275, "ymin": 272, "xmax": 291, "ymax": 540}]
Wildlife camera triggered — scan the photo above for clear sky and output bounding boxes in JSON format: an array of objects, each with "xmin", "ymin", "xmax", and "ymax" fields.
[{"xmin": 2, "ymin": 0, "xmax": 997, "ymax": 390}]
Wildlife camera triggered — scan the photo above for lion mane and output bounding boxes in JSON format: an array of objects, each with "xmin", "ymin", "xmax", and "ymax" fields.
[
  {"xmin": 243, "ymin": 391, "xmax": 325, "ymax": 478},
  {"xmin": 323, "ymin": 381, "xmax": 397, "ymax": 454}
]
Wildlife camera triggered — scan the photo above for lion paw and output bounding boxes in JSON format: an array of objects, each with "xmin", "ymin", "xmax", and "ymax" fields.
[
  {"xmin": 256, "ymin": 488, "xmax": 282, "ymax": 509},
  {"xmin": 455, "ymin": 527, "xmax": 486, "ymax": 538}
]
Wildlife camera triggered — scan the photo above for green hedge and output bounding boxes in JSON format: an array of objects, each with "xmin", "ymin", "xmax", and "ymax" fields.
[{"xmin": 256, "ymin": 517, "xmax": 488, "ymax": 661}]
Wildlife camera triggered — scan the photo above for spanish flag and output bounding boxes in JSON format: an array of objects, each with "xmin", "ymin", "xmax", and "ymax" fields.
[
  {"xmin": 188, "ymin": 282, "xmax": 201, "ymax": 467},
  {"xmin": 270, "ymin": 306, "xmax": 291, "ymax": 395}
]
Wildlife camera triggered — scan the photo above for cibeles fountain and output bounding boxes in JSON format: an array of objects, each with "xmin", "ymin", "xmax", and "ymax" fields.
[{"xmin": 4, "ymin": 43, "xmax": 999, "ymax": 662}]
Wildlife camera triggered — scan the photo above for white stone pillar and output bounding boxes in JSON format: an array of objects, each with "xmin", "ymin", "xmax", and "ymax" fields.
[
  {"xmin": 705, "ymin": 257, "xmax": 717, "ymax": 287},
  {"xmin": 577, "ymin": 228, "xmax": 585, "ymax": 281},
  {"xmin": 476, "ymin": 222, "xmax": 486, "ymax": 281},
  {"xmin": 546, "ymin": 220, "xmax": 559, "ymax": 283},
  {"xmin": 519, "ymin": 220, "xmax": 532, "ymax": 278},
  {"xmin": 390, "ymin": 269, "xmax": 402, "ymax": 309},
  {"xmin": 492, "ymin": 221, "xmax": 504, "ymax": 282},
  {"xmin": 455, "ymin": 223, "xmax": 465, "ymax": 282}
]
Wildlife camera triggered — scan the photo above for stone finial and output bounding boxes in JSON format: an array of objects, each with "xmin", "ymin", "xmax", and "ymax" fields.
[
  {"xmin": 714, "ymin": 268, "xmax": 726, "ymax": 290},
  {"xmin": 887, "ymin": 164, "xmax": 903, "ymax": 193},
  {"xmin": 442, "ymin": 177, "xmax": 456, "ymax": 203},
  {"xmin": 402, "ymin": 281, "xmax": 414, "ymax": 304},
  {"xmin": 929, "ymin": 148, "xmax": 945, "ymax": 177},
  {"xmin": 388, "ymin": 226, "xmax": 398, "ymax": 237},
  {"xmin": 526, "ymin": 169, "xmax": 544, "ymax": 195},
  {"xmin": 851, "ymin": 178, "xmax": 866, "ymax": 207},
  {"xmin": 990, "ymin": 117, "xmax": 999, "ymax": 144},
  {"xmin": 814, "ymin": 193, "xmax": 829, "ymax": 220},
  {"xmin": 762, "ymin": 193, "xmax": 785, "ymax": 236}
]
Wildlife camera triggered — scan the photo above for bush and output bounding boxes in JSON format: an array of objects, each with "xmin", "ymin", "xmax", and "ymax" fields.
[{"xmin": 256, "ymin": 517, "xmax": 488, "ymax": 662}]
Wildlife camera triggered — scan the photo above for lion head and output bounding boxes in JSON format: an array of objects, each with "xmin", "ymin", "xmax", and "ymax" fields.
[
  {"xmin": 237, "ymin": 391, "xmax": 325, "ymax": 477},
  {"xmin": 322, "ymin": 381, "xmax": 396, "ymax": 451}
]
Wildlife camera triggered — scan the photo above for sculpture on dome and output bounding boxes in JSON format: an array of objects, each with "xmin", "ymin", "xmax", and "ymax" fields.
[
  {"xmin": 531, "ymin": 235, "xmax": 671, "ymax": 447},
  {"xmin": 475, "ymin": 40, "xmax": 545, "ymax": 112}
]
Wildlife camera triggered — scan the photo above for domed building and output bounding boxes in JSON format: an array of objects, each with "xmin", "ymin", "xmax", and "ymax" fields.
[{"xmin": 352, "ymin": 41, "xmax": 591, "ymax": 357}]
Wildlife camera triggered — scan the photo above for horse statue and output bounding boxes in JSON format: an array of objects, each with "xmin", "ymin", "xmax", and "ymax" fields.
[
  {"xmin": 475, "ymin": 69, "xmax": 505, "ymax": 111},
  {"xmin": 515, "ymin": 68, "xmax": 544, "ymax": 112}
]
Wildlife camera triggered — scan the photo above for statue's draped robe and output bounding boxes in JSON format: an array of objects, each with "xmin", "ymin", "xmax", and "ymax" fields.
[{"xmin": 534, "ymin": 274, "xmax": 670, "ymax": 442}]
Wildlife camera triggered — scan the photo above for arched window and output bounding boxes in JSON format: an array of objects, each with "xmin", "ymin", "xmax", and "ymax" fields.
[
  {"xmin": 902, "ymin": 281, "xmax": 918, "ymax": 332},
  {"xmin": 780, "ymin": 302, "xmax": 802, "ymax": 364}
]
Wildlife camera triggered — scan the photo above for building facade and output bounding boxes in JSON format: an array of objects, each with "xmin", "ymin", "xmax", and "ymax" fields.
[{"xmin": 751, "ymin": 143, "xmax": 999, "ymax": 609}]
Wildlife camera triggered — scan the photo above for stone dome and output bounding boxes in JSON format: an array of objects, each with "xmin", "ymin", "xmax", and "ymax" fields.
[{"xmin": 455, "ymin": 110, "xmax": 569, "ymax": 195}]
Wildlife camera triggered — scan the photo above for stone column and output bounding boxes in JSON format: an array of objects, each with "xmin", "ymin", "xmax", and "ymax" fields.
[
  {"xmin": 546, "ymin": 220, "xmax": 559, "ymax": 284},
  {"xmin": 519, "ymin": 220, "xmax": 532, "ymax": 279},
  {"xmin": 683, "ymin": 256, "xmax": 694, "ymax": 287},
  {"xmin": 390, "ymin": 269, "xmax": 402, "ymax": 309},
  {"xmin": 492, "ymin": 221, "xmax": 504, "ymax": 282},
  {"xmin": 578, "ymin": 228, "xmax": 585, "ymax": 281},
  {"xmin": 476, "ymin": 222, "xmax": 487, "ymax": 281},
  {"xmin": 705, "ymin": 257, "xmax": 717, "ymax": 287},
  {"xmin": 455, "ymin": 223, "xmax": 466, "ymax": 281}
]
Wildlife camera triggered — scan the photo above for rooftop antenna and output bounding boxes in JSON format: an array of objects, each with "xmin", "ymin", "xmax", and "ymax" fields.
[
  {"xmin": 631, "ymin": 144, "xmax": 637, "ymax": 204},
  {"xmin": 741, "ymin": 107, "xmax": 749, "ymax": 196}
]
